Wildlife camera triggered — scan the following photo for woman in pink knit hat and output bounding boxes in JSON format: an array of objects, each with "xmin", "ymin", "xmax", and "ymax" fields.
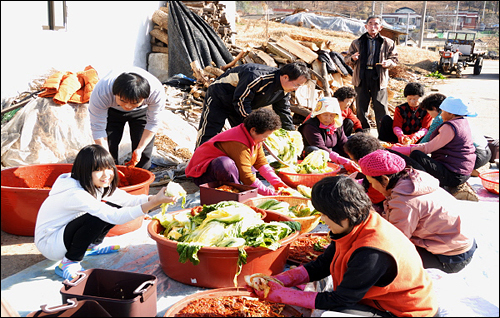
[{"xmin": 358, "ymin": 149, "xmax": 477, "ymax": 273}]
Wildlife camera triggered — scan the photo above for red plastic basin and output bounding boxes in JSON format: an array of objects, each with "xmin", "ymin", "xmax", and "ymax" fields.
[
  {"xmin": 1, "ymin": 164, "xmax": 154, "ymax": 236},
  {"xmin": 147, "ymin": 210, "xmax": 299, "ymax": 288},
  {"xmin": 276, "ymin": 161, "xmax": 341, "ymax": 188}
]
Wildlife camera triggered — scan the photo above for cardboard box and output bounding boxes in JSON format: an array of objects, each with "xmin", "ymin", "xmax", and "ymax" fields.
[{"xmin": 199, "ymin": 181, "xmax": 258, "ymax": 206}]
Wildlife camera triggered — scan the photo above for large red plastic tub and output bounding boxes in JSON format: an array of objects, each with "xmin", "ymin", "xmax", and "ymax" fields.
[
  {"xmin": 1, "ymin": 164, "xmax": 154, "ymax": 236},
  {"xmin": 148, "ymin": 210, "xmax": 300, "ymax": 288}
]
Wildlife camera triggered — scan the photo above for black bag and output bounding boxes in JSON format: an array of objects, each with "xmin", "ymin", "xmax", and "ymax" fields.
[{"xmin": 485, "ymin": 136, "xmax": 499, "ymax": 163}]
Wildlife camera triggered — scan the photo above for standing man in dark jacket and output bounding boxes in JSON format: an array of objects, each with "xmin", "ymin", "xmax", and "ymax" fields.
[
  {"xmin": 345, "ymin": 16, "xmax": 398, "ymax": 134},
  {"xmin": 195, "ymin": 61, "xmax": 310, "ymax": 148}
]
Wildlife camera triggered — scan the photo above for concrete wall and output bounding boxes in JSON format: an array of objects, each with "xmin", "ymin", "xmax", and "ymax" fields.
[
  {"xmin": 1, "ymin": 1, "xmax": 164, "ymax": 101},
  {"xmin": 1, "ymin": 1, "xmax": 237, "ymax": 102}
]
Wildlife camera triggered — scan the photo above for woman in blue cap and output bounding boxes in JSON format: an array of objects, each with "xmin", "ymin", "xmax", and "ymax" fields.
[{"xmin": 390, "ymin": 96, "xmax": 478, "ymax": 201}]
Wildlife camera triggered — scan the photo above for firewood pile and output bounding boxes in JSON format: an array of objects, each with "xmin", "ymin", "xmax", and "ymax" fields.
[
  {"xmin": 184, "ymin": 33, "xmax": 355, "ymax": 122},
  {"xmin": 150, "ymin": 1, "xmax": 235, "ymax": 54}
]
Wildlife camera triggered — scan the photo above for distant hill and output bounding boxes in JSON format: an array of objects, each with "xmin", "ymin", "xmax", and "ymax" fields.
[{"xmin": 239, "ymin": 1, "xmax": 498, "ymax": 26}]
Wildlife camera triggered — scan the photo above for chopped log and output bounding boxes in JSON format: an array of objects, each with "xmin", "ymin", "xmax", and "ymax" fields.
[
  {"xmin": 248, "ymin": 50, "xmax": 278, "ymax": 68},
  {"xmin": 311, "ymin": 60, "xmax": 331, "ymax": 96},
  {"xmin": 152, "ymin": 9, "xmax": 168, "ymax": 29},
  {"xmin": 294, "ymin": 80, "xmax": 317, "ymax": 109},
  {"xmin": 182, "ymin": 1, "xmax": 204, "ymax": 7},
  {"xmin": 204, "ymin": 66, "xmax": 224, "ymax": 78},
  {"xmin": 190, "ymin": 60, "xmax": 210, "ymax": 87},
  {"xmin": 150, "ymin": 29, "xmax": 168, "ymax": 46},
  {"xmin": 243, "ymin": 55, "xmax": 255, "ymax": 64},
  {"xmin": 276, "ymin": 35, "xmax": 318, "ymax": 64},
  {"xmin": 221, "ymin": 49, "xmax": 249, "ymax": 71},
  {"xmin": 271, "ymin": 55, "xmax": 289, "ymax": 65},
  {"xmin": 152, "ymin": 45, "xmax": 168, "ymax": 53},
  {"xmin": 265, "ymin": 42, "xmax": 296, "ymax": 63},
  {"xmin": 299, "ymin": 41, "xmax": 319, "ymax": 52}
]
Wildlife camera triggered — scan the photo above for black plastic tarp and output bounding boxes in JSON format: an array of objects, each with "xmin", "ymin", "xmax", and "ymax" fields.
[{"xmin": 167, "ymin": 1, "xmax": 234, "ymax": 78}]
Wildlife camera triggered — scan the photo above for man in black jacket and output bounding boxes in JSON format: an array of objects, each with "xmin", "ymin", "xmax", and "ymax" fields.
[{"xmin": 195, "ymin": 61, "xmax": 310, "ymax": 148}]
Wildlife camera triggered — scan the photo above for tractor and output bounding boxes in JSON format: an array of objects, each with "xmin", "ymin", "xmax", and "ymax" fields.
[{"xmin": 438, "ymin": 31, "xmax": 487, "ymax": 77}]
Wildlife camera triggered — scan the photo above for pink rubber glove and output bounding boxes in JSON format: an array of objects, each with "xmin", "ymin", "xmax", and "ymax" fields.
[
  {"xmin": 330, "ymin": 152, "xmax": 361, "ymax": 174},
  {"xmin": 251, "ymin": 178, "xmax": 276, "ymax": 196},
  {"xmin": 253, "ymin": 280, "xmax": 317, "ymax": 309},
  {"xmin": 390, "ymin": 145, "xmax": 412, "ymax": 156},
  {"xmin": 409, "ymin": 128, "xmax": 428, "ymax": 144},
  {"xmin": 272, "ymin": 266, "xmax": 310, "ymax": 287},
  {"xmin": 258, "ymin": 164, "xmax": 287, "ymax": 189},
  {"xmin": 393, "ymin": 127, "xmax": 405, "ymax": 143}
]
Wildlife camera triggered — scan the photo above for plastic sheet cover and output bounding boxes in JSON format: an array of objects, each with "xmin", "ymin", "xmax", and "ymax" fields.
[
  {"xmin": 281, "ymin": 12, "xmax": 394, "ymax": 36},
  {"xmin": 167, "ymin": 1, "xmax": 233, "ymax": 78},
  {"xmin": 1, "ymin": 98, "xmax": 93, "ymax": 167}
]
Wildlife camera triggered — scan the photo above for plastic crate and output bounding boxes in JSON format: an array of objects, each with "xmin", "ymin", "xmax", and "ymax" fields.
[{"xmin": 199, "ymin": 181, "xmax": 258, "ymax": 205}]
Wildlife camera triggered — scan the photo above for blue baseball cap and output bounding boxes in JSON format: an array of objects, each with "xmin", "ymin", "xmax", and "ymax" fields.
[{"xmin": 439, "ymin": 96, "xmax": 477, "ymax": 117}]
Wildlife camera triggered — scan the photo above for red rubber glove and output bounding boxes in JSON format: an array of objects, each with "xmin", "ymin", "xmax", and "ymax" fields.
[
  {"xmin": 272, "ymin": 265, "xmax": 310, "ymax": 287},
  {"xmin": 124, "ymin": 149, "xmax": 141, "ymax": 167},
  {"xmin": 253, "ymin": 280, "xmax": 317, "ymax": 309}
]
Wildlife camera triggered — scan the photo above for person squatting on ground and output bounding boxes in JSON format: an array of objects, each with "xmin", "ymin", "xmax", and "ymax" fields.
[
  {"xmin": 333, "ymin": 86, "xmax": 363, "ymax": 137},
  {"xmin": 185, "ymin": 108, "xmax": 288, "ymax": 196},
  {"xmin": 344, "ymin": 15, "xmax": 398, "ymax": 134},
  {"xmin": 298, "ymin": 97, "xmax": 360, "ymax": 174},
  {"xmin": 246, "ymin": 176, "xmax": 439, "ymax": 317},
  {"xmin": 343, "ymin": 132, "xmax": 425, "ymax": 210},
  {"xmin": 358, "ymin": 149, "xmax": 477, "ymax": 274},
  {"xmin": 378, "ymin": 82, "xmax": 432, "ymax": 144},
  {"xmin": 34, "ymin": 144, "xmax": 179, "ymax": 280},
  {"xmin": 390, "ymin": 96, "xmax": 479, "ymax": 201},
  {"xmin": 195, "ymin": 61, "xmax": 311, "ymax": 148},
  {"xmin": 89, "ymin": 67, "xmax": 166, "ymax": 170},
  {"xmin": 418, "ymin": 93, "xmax": 491, "ymax": 177}
]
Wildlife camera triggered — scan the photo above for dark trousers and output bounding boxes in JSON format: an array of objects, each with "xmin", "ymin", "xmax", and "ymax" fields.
[
  {"xmin": 63, "ymin": 213, "xmax": 115, "ymax": 262},
  {"xmin": 475, "ymin": 146, "xmax": 491, "ymax": 169},
  {"xmin": 192, "ymin": 156, "xmax": 241, "ymax": 186},
  {"xmin": 330, "ymin": 302, "xmax": 396, "ymax": 317},
  {"xmin": 416, "ymin": 246, "xmax": 474, "ymax": 274},
  {"xmin": 410, "ymin": 150, "xmax": 469, "ymax": 188},
  {"xmin": 195, "ymin": 88, "xmax": 241, "ymax": 149},
  {"xmin": 106, "ymin": 107, "xmax": 155, "ymax": 170},
  {"xmin": 355, "ymin": 69, "xmax": 388, "ymax": 133},
  {"xmin": 343, "ymin": 118, "xmax": 354, "ymax": 137},
  {"xmin": 377, "ymin": 115, "xmax": 399, "ymax": 143}
]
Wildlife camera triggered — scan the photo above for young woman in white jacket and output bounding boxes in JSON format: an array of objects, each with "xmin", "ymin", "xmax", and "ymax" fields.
[{"xmin": 34, "ymin": 144, "xmax": 179, "ymax": 280}]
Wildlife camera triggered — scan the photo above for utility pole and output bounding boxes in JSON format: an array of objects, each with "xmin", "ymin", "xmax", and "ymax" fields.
[
  {"xmin": 405, "ymin": 12, "xmax": 410, "ymax": 46},
  {"xmin": 380, "ymin": 3, "xmax": 383, "ymax": 16},
  {"xmin": 419, "ymin": 1, "xmax": 427, "ymax": 48},
  {"xmin": 372, "ymin": 1, "xmax": 376, "ymax": 16},
  {"xmin": 454, "ymin": 1, "xmax": 460, "ymax": 32},
  {"xmin": 482, "ymin": 1, "xmax": 486, "ymax": 24}
]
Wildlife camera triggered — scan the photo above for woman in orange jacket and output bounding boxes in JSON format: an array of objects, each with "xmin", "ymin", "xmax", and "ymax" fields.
[{"xmin": 247, "ymin": 176, "xmax": 438, "ymax": 317}]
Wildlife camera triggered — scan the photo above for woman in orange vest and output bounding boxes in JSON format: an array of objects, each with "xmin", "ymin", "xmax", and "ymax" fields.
[{"xmin": 247, "ymin": 176, "xmax": 439, "ymax": 317}]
